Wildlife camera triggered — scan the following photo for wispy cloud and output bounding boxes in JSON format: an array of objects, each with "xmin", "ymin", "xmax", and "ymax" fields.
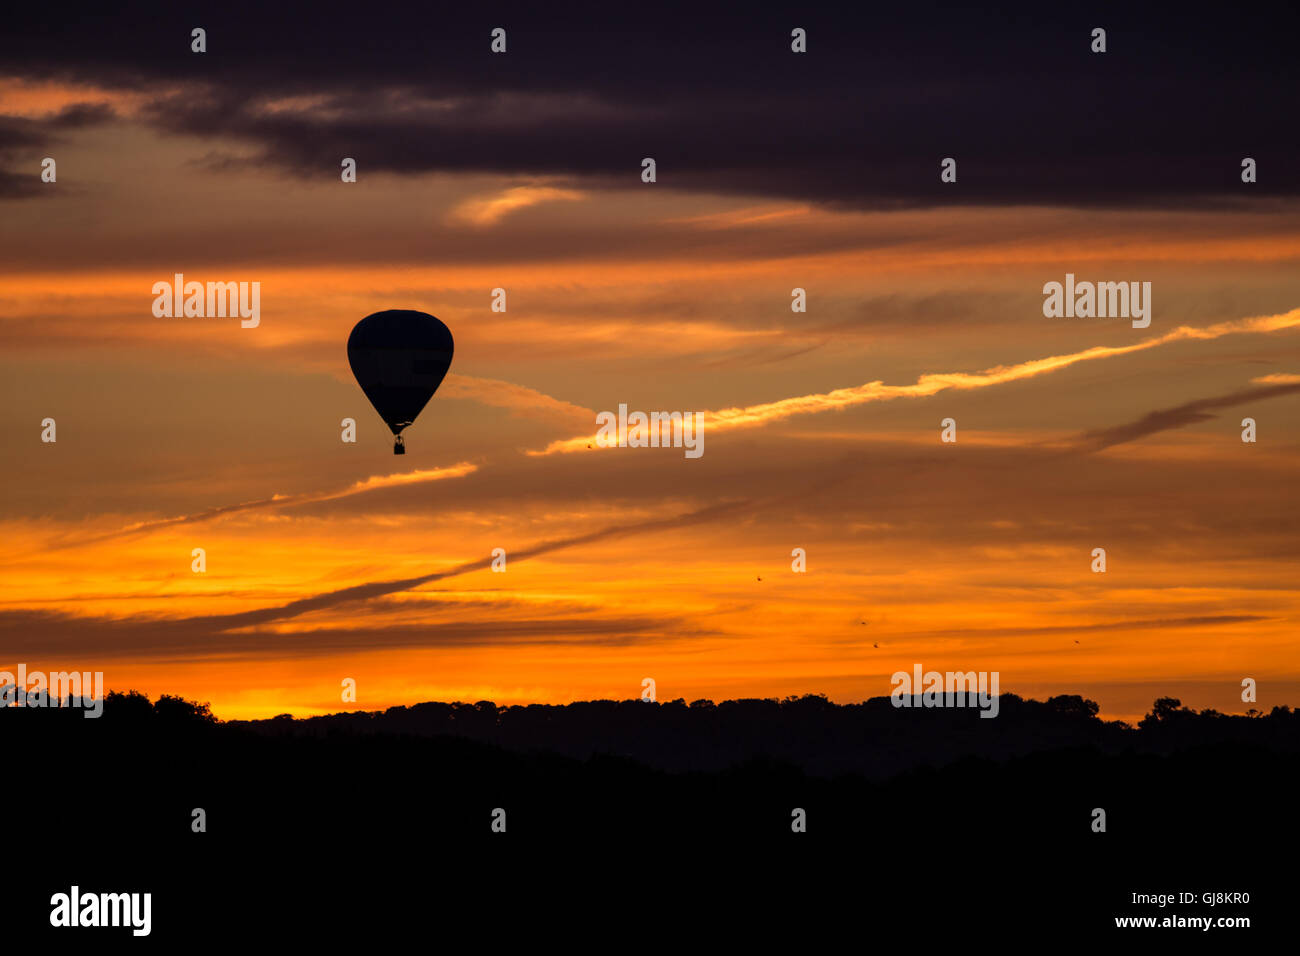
[
  {"xmin": 1252, "ymin": 373, "xmax": 1300, "ymax": 385},
  {"xmin": 339, "ymin": 464, "xmax": 478, "ymax": 496},
  {"xmin": 533, "ymin": 308, "xmax": 1300, "ymax": 455},
  {"xmin": 1072, "ymin": 382, "xmax": 1300, "ymax": 452},
  {"xmin": 61, "ymin": 462, "xmax": 478, "ymax": 547},
  {"xmin": 440, "ymin": 374, "xmax": 595, "ymax": 427},
  {"xmin": 901, "ymin": 614, "xmax": 1270, "ymax": 639},
  {"xmin": 664, "ymin": 204, "xmax": 813, "ymax": 229},
  {"xmin": 449, "ymin": 184, "xmax": 584, "ymax": 226},
  {"xmin": 0, "ymin": 499, "xmax": 752, "ymax": 658}
]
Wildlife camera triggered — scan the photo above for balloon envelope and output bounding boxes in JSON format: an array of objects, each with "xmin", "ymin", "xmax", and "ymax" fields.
[{"xmin": 347, "ymin": 310, "xmax": 454, "ymax": 436}]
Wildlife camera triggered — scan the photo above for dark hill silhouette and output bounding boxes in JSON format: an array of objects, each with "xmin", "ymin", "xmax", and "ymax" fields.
[
  {"xmin": 3, "ymin": 690, "xmax": 1291, "ymax": 940},
  {"xmin": 226, "ymin": 691, "xmax": 1300, "ymax": 777}
]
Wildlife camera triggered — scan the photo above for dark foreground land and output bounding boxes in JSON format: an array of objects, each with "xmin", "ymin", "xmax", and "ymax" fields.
[{"xmin": 3, "ymin": 692, "xmax": 1293, "ymax": 942}]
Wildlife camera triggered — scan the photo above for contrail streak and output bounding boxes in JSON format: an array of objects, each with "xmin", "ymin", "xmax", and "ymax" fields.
[
  {"xmin": 533, "ymin": 307, "xmax": 1300, "ymax": 455},
  {"xmin": 149, "ymin": 499, "xmax": 752, "ymax": 633},
  {"xmin": 47, "ymin": 462, "xmax": 478, "ymax": 550}
]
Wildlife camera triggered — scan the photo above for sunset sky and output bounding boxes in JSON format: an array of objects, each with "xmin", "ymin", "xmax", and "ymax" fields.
[{"xmin": 2, "ymin": 5, "xmax": 1298, "ymax": 720}]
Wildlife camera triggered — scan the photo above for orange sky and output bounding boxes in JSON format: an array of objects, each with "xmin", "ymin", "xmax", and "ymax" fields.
[{"xmin": 2, "ymin": 83, "xmax": 1299, "ymax": 721}]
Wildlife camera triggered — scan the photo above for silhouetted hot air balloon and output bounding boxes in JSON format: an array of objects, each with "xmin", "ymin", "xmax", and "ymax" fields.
[{"xmin": 347, "ymin": 309, "xmax": 454, "ymax": 454}]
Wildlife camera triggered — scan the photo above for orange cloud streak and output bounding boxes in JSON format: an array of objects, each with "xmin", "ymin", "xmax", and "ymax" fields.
[
  {"xmin": 71, "ymin": 462, "xmax": 479, "ymax": 546},
  {"xmin": 534, "ymin": 307, "xmax": 1300, "ymax": 454},
  {"xmin": 449, "ymin": 185, "xmax": 585, "ymax": 225}
]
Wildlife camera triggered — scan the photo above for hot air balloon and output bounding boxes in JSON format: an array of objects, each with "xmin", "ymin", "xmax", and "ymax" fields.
[{"xmin": 347, "ymin": 309, "xmax": 454, "ymax": 454}]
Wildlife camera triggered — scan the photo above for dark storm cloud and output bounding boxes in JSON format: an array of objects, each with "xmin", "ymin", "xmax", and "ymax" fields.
[
  {"xmin": 0, "ymin": 103, "xmax": 115, "ymax": 148},
  {"xmin": 0, "ymin": 102, "xmax": 116, "ymax": 196},
  {"xmin": 0, "ymin": 170, "xmax": 36, "ymax": 199},
  {"xmin": 1, "ymin": 1, "xmax": 1297, "ymax": 206}
]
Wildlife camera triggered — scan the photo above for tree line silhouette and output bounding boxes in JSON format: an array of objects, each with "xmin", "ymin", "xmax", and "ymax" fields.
[{"xmin": 6, "ymin": 689, "xmax": 1291, "ymax": 938}]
